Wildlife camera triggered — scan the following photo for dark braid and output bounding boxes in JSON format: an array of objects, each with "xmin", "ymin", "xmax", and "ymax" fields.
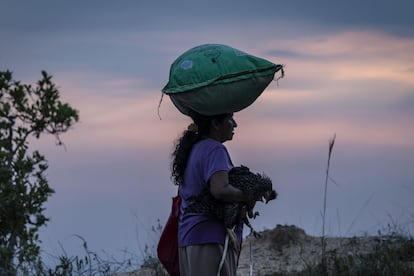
[
  {"xmin": 171, "ymin": 130, "xmax": 201, "ymax": 185},
  {"xmin": 171, "ymin": 112, "xmax": 230, "ymax": 185}
]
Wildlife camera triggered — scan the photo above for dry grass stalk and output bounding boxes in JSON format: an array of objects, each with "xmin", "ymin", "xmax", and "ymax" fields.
[{"xmin": 321, "ymin": 134, "xmax": 336, "ymax": 274}]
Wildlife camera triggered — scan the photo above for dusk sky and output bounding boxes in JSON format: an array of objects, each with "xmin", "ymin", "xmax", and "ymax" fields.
[{"xmin": 2, "ymin": 0, "xmax": 414, "ymax": 266}]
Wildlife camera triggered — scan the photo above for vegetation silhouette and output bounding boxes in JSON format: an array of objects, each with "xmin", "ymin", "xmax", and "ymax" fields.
[{"xmin": 0, "ymin": 70, "xmax": 78, "ymax": 274}]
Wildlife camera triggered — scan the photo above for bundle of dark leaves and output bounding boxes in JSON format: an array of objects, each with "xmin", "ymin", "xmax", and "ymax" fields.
[{"xmin": 184, "ymin": 165, "xmax": 277, "ymax": 239}]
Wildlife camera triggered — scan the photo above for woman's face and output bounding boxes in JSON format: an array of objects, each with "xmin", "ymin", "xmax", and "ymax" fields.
[{"xmin": 216, "ymin": 114, "xmax": 237, "ymax": 142}]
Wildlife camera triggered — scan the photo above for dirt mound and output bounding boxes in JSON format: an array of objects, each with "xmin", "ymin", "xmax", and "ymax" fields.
[
  {"xmin": 237, "ymin": 224, "xmax": 412, "ymax": 275},
  {"xmin": 261, "ymin": 224, "xmax": 308, "ymax": 249}
]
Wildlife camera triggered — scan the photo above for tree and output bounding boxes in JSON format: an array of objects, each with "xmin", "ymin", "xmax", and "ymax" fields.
[{"xmin": 0, "ymin": 70, "xmax": 79, "ymax": 274}]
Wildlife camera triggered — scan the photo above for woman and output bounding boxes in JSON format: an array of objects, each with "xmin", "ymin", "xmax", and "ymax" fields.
[{"xmin": 171, "ymin": 112, "xmax": 247, "ymax": 276}]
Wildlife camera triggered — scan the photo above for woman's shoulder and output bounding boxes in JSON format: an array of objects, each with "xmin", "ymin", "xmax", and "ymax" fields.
[
  {"xmin": 193, "ymin": 139, "xmax": 231, "ymax": 163},
  {"xmin": 195, "ymin": 138, "xmax": 225, "ymax": 151}
]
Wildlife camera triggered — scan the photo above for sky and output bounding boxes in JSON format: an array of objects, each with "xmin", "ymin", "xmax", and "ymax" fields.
[{"xmin": 1, "ymin": 0, "xmax": 414, "ymax": 267}]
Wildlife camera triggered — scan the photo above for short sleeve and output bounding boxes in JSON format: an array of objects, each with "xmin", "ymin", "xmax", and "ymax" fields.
[{"xmin": 203, "ymin": 145, "xmax": 233, "ymax": 183}]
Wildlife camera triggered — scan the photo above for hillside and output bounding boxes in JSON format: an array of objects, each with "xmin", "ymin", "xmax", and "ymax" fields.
[
  {"xmin": 121, "ymin": 224, "xmax": 414, "ymax": 276},
  {"xmin": 237, "ymin": 224, "xmax": 411, "ymax": 275}
]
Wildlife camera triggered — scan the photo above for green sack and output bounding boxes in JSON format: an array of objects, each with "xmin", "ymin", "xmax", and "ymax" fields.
[{"xmin": 162, "ymin": 44, "xmax": 283, "ymax": 116}]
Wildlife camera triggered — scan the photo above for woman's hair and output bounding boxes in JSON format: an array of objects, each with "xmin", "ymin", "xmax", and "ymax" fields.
[{"xmin": 171, "ymin": 112, "xmax": 229, "ymax": 185}]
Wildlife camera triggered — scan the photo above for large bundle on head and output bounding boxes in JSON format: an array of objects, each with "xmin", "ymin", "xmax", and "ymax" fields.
[{"xmin": 162, "ymin": 44, "xmax": 284, "ymax": 116}]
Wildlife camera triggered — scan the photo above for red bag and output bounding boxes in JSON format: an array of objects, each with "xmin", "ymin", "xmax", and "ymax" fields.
[{"xmin": 157, "ymin": 194, "xmax": 181, "ymax": 276}]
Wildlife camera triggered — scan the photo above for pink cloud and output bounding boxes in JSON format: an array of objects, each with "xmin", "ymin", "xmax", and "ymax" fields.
[{"xmin": 43, "ymin": 29, "xmax": 414, "ymax": 154}]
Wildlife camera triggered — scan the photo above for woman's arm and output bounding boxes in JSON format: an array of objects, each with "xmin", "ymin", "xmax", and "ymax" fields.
[{"xmin": 209, "ymin": 170, "xmax": 247, "ymax": 202}]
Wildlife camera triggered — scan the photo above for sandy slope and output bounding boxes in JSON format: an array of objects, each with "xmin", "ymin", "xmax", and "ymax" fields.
[
  {"xmin": 237, "ymin": 225, "xmax": 381, "ymax": 275},
  {"xmin": 119, "ymin": 224, "xmax": 409, "ymax": 275}
]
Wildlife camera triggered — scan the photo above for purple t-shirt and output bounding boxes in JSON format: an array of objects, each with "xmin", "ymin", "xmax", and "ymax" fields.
[{"xmin": 178, "ymin": 138, "xmax": 243, "ymax": 247}]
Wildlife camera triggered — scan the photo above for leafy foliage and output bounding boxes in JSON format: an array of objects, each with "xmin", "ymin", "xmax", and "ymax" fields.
[{"xmin": 0, "ymin": 70, "xmax": 79, "ymax": 274}]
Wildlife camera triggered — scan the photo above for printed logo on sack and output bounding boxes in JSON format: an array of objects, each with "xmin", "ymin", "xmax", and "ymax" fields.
[
  {"xmin": 203, "ymin": 47, "xmax": 221, "ymax": 63},
  {"xmin": 180, "ymin": 60, "xmax": 193, "ymax": 70}
]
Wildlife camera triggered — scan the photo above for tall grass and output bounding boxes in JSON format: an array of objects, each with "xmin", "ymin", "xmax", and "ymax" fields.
[
  {"xmin": 31, "ymin": 220, "xmax": 166, "ymax": 275},
  {"xmin": 321, "ymin": 134, "xmax": 336, "ymax": 274},
  {"xmin": 41, "ymin": 235, "xmax": 141, "ymax": 275},
  {"xmin": 266, "ymin": 133, "xmax": 414, "ymax": 276}
]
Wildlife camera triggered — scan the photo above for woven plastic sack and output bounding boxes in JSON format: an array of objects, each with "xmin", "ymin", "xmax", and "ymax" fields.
[{"xmin": 162, "ymin": 44, "xmax": 283, "ymax": 116}]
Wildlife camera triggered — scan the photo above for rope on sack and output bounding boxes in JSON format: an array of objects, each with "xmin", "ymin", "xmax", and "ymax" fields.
[
  {"xmin": 157, "ymin": 93, "xmax": 164, "ymax": 120},
  {"xmin": 273, "ymin": 66, "xmax": 285, "ymax": 86},
  {"xmin": 217, "ymin": 232, "xmax": 230, "ymax": 276}
]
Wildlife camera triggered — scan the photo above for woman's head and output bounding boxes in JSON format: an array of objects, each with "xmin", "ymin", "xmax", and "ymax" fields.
[
  {"xmin": 191, "ymin": 112, "xmax": 237, "ymax": 142},
  {"xmin": 171, "ymin": 112, "xmax": 238, "ymax": 185}
]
